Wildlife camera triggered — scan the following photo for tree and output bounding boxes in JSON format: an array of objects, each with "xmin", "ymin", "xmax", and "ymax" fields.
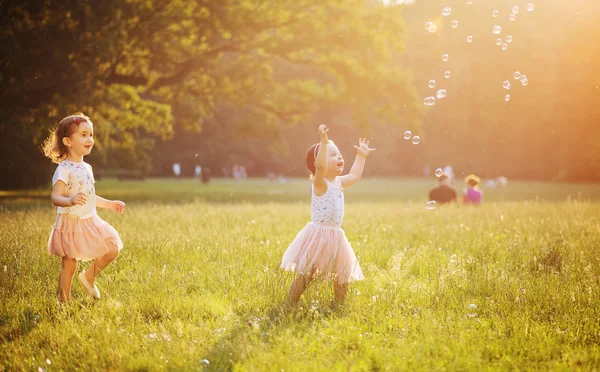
[{"xmin": 0, "ymin": 0, "xmax": 419, "ymax": 188}]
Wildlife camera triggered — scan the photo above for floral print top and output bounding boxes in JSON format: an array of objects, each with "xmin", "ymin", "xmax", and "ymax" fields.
[{"xmin": 52, "ymin": 161, "xmax": 97, "ymax": 219}]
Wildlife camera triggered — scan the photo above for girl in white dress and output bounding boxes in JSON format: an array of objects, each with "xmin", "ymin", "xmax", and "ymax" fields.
[{"xmin": 281, "ymin": 124, "xmax": 375, "ymax": 305}]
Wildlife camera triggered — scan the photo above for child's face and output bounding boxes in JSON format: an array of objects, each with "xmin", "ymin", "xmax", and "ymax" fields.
[
  {"xmin": 65, "ymin": 121, "xmax": 94, "ymax": 157},
  {"xmin": 325, "ymin": 143, "xmax": 344, "ymax": 176}
]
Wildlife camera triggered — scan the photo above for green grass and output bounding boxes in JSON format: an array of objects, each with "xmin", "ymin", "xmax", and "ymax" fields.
[{"xmin": 1, "ymin": 178, "xmax": 600, "ymax": 371}]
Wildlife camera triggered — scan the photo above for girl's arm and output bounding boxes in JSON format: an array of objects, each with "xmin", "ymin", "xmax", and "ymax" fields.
[
  {"xmin": 340, "ymin": 138, "xmax": 375, "ymax": 189},
  {"xmin": 313, "ymin": 125, "xmax": 329, "ymax": 196},
  {"xmin": 96, "ymin": 195, "xmax": 126, "ymax": 213},
  {"xmin": 51, "ymin": 181, "xmax": 86, "ymax": 207}
]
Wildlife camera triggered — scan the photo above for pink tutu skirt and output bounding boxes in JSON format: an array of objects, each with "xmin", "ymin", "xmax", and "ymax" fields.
[
  {"xmin": 281, "ymin": 222, "xmax": 364, "ymax": 283},
  {"xmin": 48, "ymin": 214, "xmax": 123, "ymax": 262}
]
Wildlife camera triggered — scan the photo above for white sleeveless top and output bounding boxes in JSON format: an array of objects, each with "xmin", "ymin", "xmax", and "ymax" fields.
[{"xmin": 311, "ymin": 177, "xmax": 344, "ymax": 227}]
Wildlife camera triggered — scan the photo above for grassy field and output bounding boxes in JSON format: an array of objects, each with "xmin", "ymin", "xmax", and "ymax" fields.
[{"xmin": 1, "ymin": 178, "xmax": 600, "ymax": 371}]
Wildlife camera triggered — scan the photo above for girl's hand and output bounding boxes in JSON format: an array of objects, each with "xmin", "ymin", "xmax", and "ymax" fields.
[
  {"xmin": 354, "ymin": 138, "xmax": 376, "ymax": 158},
  {"xmin": 318, "ymin": 124, "xmax": 329, "ymax": 142},
  {"xmin": 70, "ymin": 192, "xmax": 87, "ymax": 206},
  {"xmin": 110, "ymin": 200, "xmax": 126, "ymax": 214}
]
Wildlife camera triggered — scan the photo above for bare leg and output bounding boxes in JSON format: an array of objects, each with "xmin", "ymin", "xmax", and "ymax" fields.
[
  {"xmin": 286, "ymin": 275, "xmax": 311, "ymax": 305},
  {"xmin": 85, "ymin": 245, "xmax": 119, "ymax": 285},
  {"xmin": 58, "ymin": 258, "xmax": 78, "ymax": 302},
  {"xmin": 333, "ymin": 278, "xmax": 348, "ymax": 305}
]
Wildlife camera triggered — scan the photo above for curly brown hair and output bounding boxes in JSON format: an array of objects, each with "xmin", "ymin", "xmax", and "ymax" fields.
[{"xmin": 42, "ymin": 113, "xmax": 91, "ymax": 164}]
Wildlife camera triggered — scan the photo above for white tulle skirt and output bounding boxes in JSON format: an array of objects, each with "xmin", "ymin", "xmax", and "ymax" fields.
[{"xmin": 281, "ymin": 222, "xmax": 364, "ymax": 283}]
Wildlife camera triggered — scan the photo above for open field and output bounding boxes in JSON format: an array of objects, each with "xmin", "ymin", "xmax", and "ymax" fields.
[{"xmin": 1, "ymin": 178, "xmax": 600, "ymax": 371}]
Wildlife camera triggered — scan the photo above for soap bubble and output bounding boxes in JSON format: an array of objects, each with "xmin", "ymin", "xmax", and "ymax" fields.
[
  {"xmin": 505, "ymin": 94, "xmax": 510, "ymax": 102},
  {"xmin": 444, "ymin": 71, "xmax": 451, "ymax": 79},
  {"xmin": 509, "ymin": 13, "xmax": 516, "ymax": 21},
  {"xmin": 435, "ymin": 168, "xmax": 443, "ymax": 177},
  {"xmin": 512, "ymin": 6, "xmax": 519, "ymax": 14},
  {"xmin": 503, "ymin": 81, "xmax": 511, "ymax": 90},
  {"xmin": 199, "ymin": 359, "xmax": 210, "ymax": 367},
  {"xmin": 404, "ymin": 131, "xmax": 412, "ymax": 140},
  {"xmin": 527, "ymin": 3, "xmax": 534, "ymax": 11},
  {"xmin": 442, "ymin": 7, "xmax": 452, "ymax": 16},
  {"xmin": 496, "ymin": 38, "xmax": 502, "ymax": 46},
  {"xmin": 436, "ymin": 89, "xmax": 447, "ymax": 99},
  {"xmin": 492, "ymin": 25, "xmax": 502, "ymax": 35},
  {"xmin": 467, "ymin": 304, "xmax": 478, "ymax": 317},
  {"xmin": 428, "ymin": 80, "xmax": 436, "ymax": 88},
  {"xmin": 501, "ymin": 43, "xmax": 508, "ymax": 50},
  {"xmin": 412, "ymin": 135, "xmax": 421, "ymax": 144},
  {"xmin": 492, "ymin": 10, "xmax": 499, "ymax": 17},
  {"xmin": 467, "ymin": 35, "xmax": 473, "ymax": 43},
  {"xmin": 513, "ymin": 71, "xmax": 521, "ymax": 80},
  {"xmin": 442, "ymin": 54, "xmax": 449, "ymax": 62},
  {"xmin": 451, "ymin": 20, "xmax": 459, "ymax": 28}
]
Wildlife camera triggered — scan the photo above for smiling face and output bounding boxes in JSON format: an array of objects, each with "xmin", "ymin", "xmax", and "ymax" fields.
[
  {"xmin": 324, "ymin": 143, "xmax": 344, "ymax": 177},
  {"xmin": 63, "ymin": 120, "xmax": 94, "ymax": 159}
]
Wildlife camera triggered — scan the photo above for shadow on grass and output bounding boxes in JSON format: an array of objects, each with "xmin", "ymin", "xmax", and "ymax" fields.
[
  {"xmin": 0, "ymin": 308, "xmax": 40, "ymax": 344},
  {"xmin": 197, "ymin": 283, "xmax": 351, "ymax": 370}
]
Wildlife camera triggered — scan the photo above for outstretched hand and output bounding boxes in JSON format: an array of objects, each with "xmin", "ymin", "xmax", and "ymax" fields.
[
  {"xmin": 354, "ymin": 138, "xmax": 376, "ymax": 158},
  {"xmin": 109, "ymin": 200, "xmax": 126, "ymax": 214},
  {"xmin": 318, "ymin": 124, "xmax": 329, "ymax": 142}
]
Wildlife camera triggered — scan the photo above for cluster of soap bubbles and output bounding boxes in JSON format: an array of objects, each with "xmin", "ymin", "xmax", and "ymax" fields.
[
  {"xmin": 425, "ymin": 200, "xmax": 437, "ymax": 210},
  {"xmin": 403, "ymin": 131, "xmax": 421, "ymax": 145},
  {"xmin": 424, "ymin": 2, "xmax": 536, "ymax": 105},
  {"xmin": 515, "ymin": 71, "xmax": 529, "ymax": 86},
  {"xmin": 504, "ymin": 71, "xmax": 529, "ymax": 102},
  {"xmin": 424, "ymin": 21, "xmax": 437, "ymax": 33}
]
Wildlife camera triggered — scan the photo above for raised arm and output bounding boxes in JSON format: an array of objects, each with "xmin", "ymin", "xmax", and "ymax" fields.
[
  {"xmin": 313, "ymin": 124, "xmax": 330, "ymax": 196},
  {"xmin": 340, "ymin": 138, "xmax": 375, "ymax": 189}
]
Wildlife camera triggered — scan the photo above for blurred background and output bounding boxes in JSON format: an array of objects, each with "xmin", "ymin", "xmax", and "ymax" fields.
[{"xmin": 1, "ymin": 0, "xmax": 598, "ymax": 189}]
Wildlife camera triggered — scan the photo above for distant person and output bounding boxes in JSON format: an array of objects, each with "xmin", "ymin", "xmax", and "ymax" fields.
[
  {"xmin": 428, "ymin": 173, "xmax": 457, "ymax": 204},
  {"xmin": 232, "ymin": 164, "xmax": 240, "ymax": 183},
  {"xmin": 172, "ymin": 162, "xmax": 181, "ymax": 177},
  {"xmin": 194, "ymin": 165, "xmax": 202, "ymax": 178},
  {"xmin": 281, "ymin": 125, "xmax": 375, "ymax": 306},
  {"xmin": 42, "ymin": 113, "xmax": 125, "ymax": 303},
  {"xmin": 443, "ymin": 165, "xmax": 455, "ymax": 184},
  {"xmin": 463, "ymin": 174, "xmax": 483, "ymax": 205}
]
